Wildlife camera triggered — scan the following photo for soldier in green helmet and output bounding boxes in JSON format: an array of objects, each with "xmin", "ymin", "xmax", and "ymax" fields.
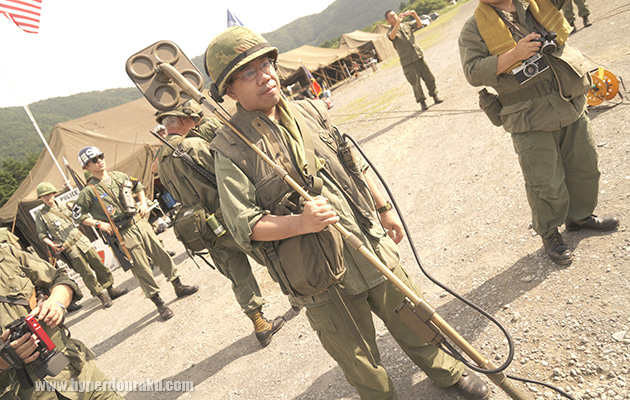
[
  {"xmin": 204, "ymin": 26, "xmax": 490, "ymax": 400},
  {"xmin": 34, "ymin": 182, "xmax": 128, "ymax": 308},
  {"xmin": 72, "ymin": 146, "xmax": 199, "ymax": 321},
  {"xmin": 153, "ymin": 100, "xmax": 285, "ymax": 346}
]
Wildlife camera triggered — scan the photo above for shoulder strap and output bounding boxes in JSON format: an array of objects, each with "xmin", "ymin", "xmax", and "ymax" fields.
[{"xmin": 291, "ymin": 103, "xmax": 324, "ymax": 194}]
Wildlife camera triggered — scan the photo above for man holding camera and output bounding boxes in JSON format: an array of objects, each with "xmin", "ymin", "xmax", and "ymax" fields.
[
  {"xmin": 72, "ymin": 146, "xmax": 198, "ymax": 320},
  {"xmin": 458, "ymin": 0, "xmax": 618, "ymax": 265},
  {"xmin": 385, "ymin": 9, "xmax": 443, "ymax": 110},
  {"xmin": 0, "ymin": 243, "xmax": 123, "ymax": 399}
]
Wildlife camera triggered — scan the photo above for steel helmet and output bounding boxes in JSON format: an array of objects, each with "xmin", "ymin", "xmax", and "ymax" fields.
[
  {"xmin": 204, "ymin": 26, "xmax": 278, "ymax": 99},
  {"xmin": 36, "ymin": 182, "xmax": 57, "ymax": 198},
  {"xmin": 154, "ymin": 100, "xmax": 202, "ymax": 124},
  {"xmin": 77, "ymin": 146, "xmax": 104, "ymax": 168}
]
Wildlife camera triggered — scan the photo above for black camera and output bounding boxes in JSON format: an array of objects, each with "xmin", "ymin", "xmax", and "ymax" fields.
[
  {"xmin": 531, "ymin": 31, "xmax": 558, "ymax": 55},
  {"xmin": 1, "ymin": 316, "xmax": 69, "ymax": 383},
  {"xmin": 512, "ymin": 53, "xmax": 550, "ymax": 85}
]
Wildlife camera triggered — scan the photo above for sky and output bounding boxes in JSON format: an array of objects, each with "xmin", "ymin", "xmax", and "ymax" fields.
[{"xmin": 0, "ymin": 0, "xmax": 336, "ymax": 108}]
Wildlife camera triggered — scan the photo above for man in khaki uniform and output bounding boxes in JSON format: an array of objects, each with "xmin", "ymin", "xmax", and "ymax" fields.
[
  {"xmin": 72, "ymin": 146, "xmax": 198, "ymax": 320},
  {"xmin": 458, "ymin": 0, "xmax": 617, "ymax": 265},
  {"xmin": 563, "ymin": 0, "xmax": 591, "ymax": 31},
  {"xmin": 153, "ymin": 102, "xmax": 284, "ymax": 346},
  {"xmin": 204, "ymin": 26, "xmax": 489, "ymax": 400},
  {"xmin": 0, "ymin": 243, "xmax": 123, "ymax": 399},
  {"xmin": 34, "ymin": 182, "xmax": 128, "ymax": 308},
  {"xmin": 385, "ymin": 9, "xmax": 443, "ymax": 110}
]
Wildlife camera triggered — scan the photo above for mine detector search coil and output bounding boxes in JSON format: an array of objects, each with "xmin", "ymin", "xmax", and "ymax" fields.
[{"xmin": 126, "ymin": 40, "xmax": 572, "ymax": 400}]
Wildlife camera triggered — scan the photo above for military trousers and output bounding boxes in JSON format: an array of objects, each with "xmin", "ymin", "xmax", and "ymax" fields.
[
  {"xmin": 511, "ymin": 112, "xmax": 600, "ymax": 239},
  {"xmin": 68, "ymin": 246, "xmax": 114, "ymax": 297},
  {"xmin": 402, "ymin": 58, "xmax": 437, "ymax": 103},
  {"xmin": 304, "ymin": 264, "xmax": 463, "ymax": 400},
  {"xmin": 563, "ymin": 0, "xmax": 590, "ymax": 24},
  {"xmin": 121, "ymin": 218, "xmax": 178, "ymax": 298},
  {"xmin": 207, "ymin": 235, "xmax": 264, "ymax": 316}
]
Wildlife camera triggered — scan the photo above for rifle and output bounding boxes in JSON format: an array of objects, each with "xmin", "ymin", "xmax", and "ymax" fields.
[{"xmin": 88, "ymin": 184, "xmax": 134, "ymax": 272}]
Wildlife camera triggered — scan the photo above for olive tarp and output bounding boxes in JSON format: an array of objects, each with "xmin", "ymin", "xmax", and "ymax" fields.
[{"xmin": 276, "ymin": 29, "xmax": 395, "ymax": 92}]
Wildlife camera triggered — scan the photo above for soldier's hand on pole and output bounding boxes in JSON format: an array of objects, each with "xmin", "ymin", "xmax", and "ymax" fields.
[
  {"xmin": 98, "ymin": 222, "xmax": 114, "ymax": 235},
  {"xmin": 300, "ymin": 196, "xmax": 340, "ymax": 234}
]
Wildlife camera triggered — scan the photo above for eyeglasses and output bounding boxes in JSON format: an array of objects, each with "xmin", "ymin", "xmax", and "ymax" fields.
[
  {"xmin": 90, "ymin": 154, "xmax": 105, "ymax": 164},
  {"xmin": 231, "ymin": 58, "xmax": 276, "ymax": 83}
]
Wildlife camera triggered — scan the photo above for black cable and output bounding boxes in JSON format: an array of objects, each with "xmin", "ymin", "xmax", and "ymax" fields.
[{"xmin": 343, "ymin": 133, "xmax": 575, "ymax": 399}]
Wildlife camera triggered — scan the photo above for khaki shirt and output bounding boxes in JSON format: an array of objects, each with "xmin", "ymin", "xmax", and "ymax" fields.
[
  {"xmin": 0, "ymin": 244, "xmax": 82, "ymax": 398},
  {"xmin": 458, "ymin": 0, "xmax": 591, "ymax": 133},
  {"xmin": 72, "ymin": 171, "xmax": 144, "ymax": 224},
  {"xmin": 35, "ymin": 202, "xmax": 92, "ymax": 258},
  {"xmin": 188, "ymin": 115, "xmax": 223, "ymax": 143},
  {"xmin": 213, "ymin": 103, "xmax": 400, "ymax": 306},
  {"xmin": 388, "ymin": 20, "xmax": 424, "ymax": 66},
  {"xmin": 0, "ymin": 228, "xmax": 19, "ymax": 247}
]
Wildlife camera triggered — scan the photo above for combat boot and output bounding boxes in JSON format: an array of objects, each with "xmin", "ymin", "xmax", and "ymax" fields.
[
  {"xmin": 249, "ymin": 309, "xmax": 285, "ymax": 347},
  {"xmin": 583, "ymin": 16, "xmax": 592, "ymax": 27},
  {"xmin": 107, "ymin": 286, "xmax": 128, "ymax": 300},
  {"xmin": 98, "ymin": 291, "xmax": 112, "ymax": 308},
  {"xmin": 433, "ymin": 95, "xmax": 444, "ymax": 104},
  {"xmin": 542, "ymin": 230, "xmax": 572, "ymax": 266},
  {"xmin": 453, "ymin": 370, "xmax": 490, "ymax": 400},
  {"xmin": 150, "ymin": 294, "xmax": 173, "ymax": 320},
  {"xmin": 172, "ymin": 277, "xmax": 199, "ymax": 298},
  {"xmin": 565, "ymin": 215, "xmax": 619, "ymax": 232},
  {"xmin": 420, "ymin": 100, "xmax": 428, "ymax": 111}
]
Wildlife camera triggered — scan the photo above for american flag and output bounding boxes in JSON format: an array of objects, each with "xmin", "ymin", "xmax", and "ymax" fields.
[{"xmin": 0, "ymin": 0, "xmax": 42, "ymax": 34}]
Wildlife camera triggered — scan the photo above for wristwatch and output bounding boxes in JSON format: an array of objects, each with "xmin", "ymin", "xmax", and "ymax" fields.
[
  {"xmin": 95, "ymin": 221, "xmax": 101, "ymax": 229},
  {"xmin": 55, "ymin": 301, "xmax": 67, "ymax": 314},
  {"xmin": 377, "ymin": 202, "xmax": 392, "ymax": 214}
]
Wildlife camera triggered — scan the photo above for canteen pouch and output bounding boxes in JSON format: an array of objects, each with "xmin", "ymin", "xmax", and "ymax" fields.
[
  {"xmin": 172, "ymin": 203, "xmax": 216, "ymax": 252},
  {"xmin": 479, "ymin": 88, "xmax": 503, "ymax": 127}
]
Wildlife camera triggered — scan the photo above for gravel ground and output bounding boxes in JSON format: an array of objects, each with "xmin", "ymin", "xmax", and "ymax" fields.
[{"xmin": 64, "ymin": 1, "xmax": 630, "ymax": 399}]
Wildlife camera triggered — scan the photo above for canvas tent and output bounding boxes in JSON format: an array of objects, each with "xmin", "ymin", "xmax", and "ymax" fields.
[
  {"xmin": 338, "ymin": 30, "xmax": 396, "ymax": 63},
  {"xmin": 0, "ymin": 96, "xmax": 164, "ymax": 259},
  {"xmin": 276, "ymin": 45, "xmax": 359, "ymax": 90}
]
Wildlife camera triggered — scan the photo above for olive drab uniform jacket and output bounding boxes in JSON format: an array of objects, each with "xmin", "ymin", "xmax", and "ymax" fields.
[
  {"xmin": 388, "ymin": 19, "xmax": 424, "ymax": 66},
  {"xmin": 35, "ymin": 203, "xmax": 92, "ymax": 259},
  {"xmin": 0, "ymin": 244, "xmax": 91, "ymax": 400},
  {"xmin": 71, "ymin": 172, "xmax": 143, "ymax": 226},
  {"xmin": 459, "ymin": 0, "xmax": 591, "ymax": 133},
  {"xmin": 211, "ymin": 99, "xmax": 400, "ymax": 307}
]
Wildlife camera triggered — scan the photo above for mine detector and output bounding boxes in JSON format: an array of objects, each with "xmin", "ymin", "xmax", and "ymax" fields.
[{"xmin": 126, "ymin": 40, "xmax": 555, "ymax": 400}]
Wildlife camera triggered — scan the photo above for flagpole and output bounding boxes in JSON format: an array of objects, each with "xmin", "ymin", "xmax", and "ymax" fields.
[{"xmin": 0, "ymin": 64, "xmax": 72, "ymax": 190}]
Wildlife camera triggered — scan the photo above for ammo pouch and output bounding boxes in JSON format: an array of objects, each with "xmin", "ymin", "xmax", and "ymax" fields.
[
  {"xmin": 478, "ymin": 88, "xmax": 503, "ymax": 127},
  {"xmin": 172, "ymin": 203, "xmax": 217, "ymax": 252},
  {"xmin": 261, "ymin": 224, "xmax": 346, "ymax": 297}
]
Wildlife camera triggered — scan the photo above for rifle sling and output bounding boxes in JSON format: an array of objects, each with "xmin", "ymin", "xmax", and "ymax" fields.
[{"xmin": 88, "ymin": 184, "xmax": 134, "ymax": 263}]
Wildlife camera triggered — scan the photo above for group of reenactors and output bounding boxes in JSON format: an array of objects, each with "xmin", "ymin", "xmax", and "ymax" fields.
[{"xmin": 1, "ymin": 0, "xmax": 620, "ymax": 399}]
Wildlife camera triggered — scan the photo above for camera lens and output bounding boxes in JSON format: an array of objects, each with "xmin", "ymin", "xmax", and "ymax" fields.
[
  {"xmin": 540, "ymin": 42, "xmax": 556, "ymax": 55},
  {"xmin": 523, "ymin": 62, "xmax": 539, "ymax": 77}
]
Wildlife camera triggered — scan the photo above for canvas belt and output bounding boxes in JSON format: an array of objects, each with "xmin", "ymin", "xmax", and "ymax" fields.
[
  {"xmin": 0, "ymin": 295, "xmax": 29, "ymax": 307},
  {"xmin": 499, "ymin": 78, "xmax": 559, "ymax": 106},
  {"xmin": 114, "ymin": 214, "xmax": 142, "ymax": 230}
]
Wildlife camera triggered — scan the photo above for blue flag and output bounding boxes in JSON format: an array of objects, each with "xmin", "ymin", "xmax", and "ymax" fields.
[{"xmin": 227, "ymin": 9, "xmax": 244, "ymax": 27}]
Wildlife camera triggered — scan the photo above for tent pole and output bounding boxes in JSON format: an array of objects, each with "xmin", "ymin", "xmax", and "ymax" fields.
[{"xmin": 0, "ymin": 65, "xmax": 72, "ymax": 190}]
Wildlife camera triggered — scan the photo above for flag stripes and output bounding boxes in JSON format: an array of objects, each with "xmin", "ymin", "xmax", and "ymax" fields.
[{"xmin": 0, "ymin": 0, "xmax": 42, "ymax": 34}]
